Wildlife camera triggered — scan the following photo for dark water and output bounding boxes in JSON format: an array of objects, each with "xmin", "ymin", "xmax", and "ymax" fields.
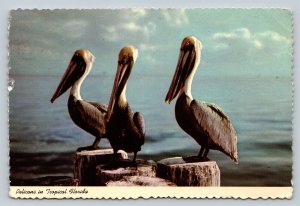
[{"xmin": 9, "ymin": 74, "xmax": 292, "ymax": 186}]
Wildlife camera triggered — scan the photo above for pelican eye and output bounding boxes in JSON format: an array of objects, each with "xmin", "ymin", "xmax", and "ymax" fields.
[
  {"xmin": 181, "ymin": 43, "xmax": 194, "ymax": 51},
  {"xmin": 118, "ymin": 55, "xmax": 133, "ymax": 65}
]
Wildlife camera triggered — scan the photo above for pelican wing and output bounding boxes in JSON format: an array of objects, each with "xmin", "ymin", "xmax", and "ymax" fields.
[
  {"xmin": 190, "ymin": 100, "xmax": 238, "ymax": 163},
  {"xmin": 69, "ymin": 98, "xmax": 106, "ymax": 137},
  {"xmin": 133, "ymin": 112, "xmax": 145, "ymax": 144},
  {"xmin": 87, "ymin": 101, "xmax": 108, "ymax": 113}
]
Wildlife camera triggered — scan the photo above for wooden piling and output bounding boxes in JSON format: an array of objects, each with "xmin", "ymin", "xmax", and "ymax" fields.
[
  {"xmin": 73, "ymin": 149, "xmax": 128, "ymax": 186},
  {"xmin": 74, "ymin": 150, "xmax": 220, "ymax": 186},
  {"xmin": 156, "ymin": 157, "xmax": 220, "ymax": 186}
]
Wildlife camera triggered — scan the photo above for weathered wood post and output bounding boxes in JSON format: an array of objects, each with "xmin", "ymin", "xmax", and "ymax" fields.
[
  {"xmin": 74, "ymin": 150, "xmax": 220, "ymax": 186},
  {"xmin": 73, "ymin": 149, "xmax": 128, "ymax": 186},
  {"xmin": 156, "ymin": 157, "xmax": 220, "ymax": 186}
]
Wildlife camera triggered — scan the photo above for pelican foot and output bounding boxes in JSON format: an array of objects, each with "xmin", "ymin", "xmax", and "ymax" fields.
[
  {"xmin": 76, "ymin": 145, "xmax": 100, "ymax": 152},
  {"xmin": 183, "ymin": 156, "xmax": 210, "ymax": 163}
]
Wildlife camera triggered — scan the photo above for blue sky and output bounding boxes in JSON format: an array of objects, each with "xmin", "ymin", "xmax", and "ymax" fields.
[{"xmin": 9, "ymin": 9, "xmax": 292, "ymax": 77}]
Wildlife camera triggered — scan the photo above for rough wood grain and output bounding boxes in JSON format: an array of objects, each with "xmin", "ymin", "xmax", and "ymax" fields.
[
  {"xmin": 136, "ymin": 159, "xmax": 156, "ymax": 177},
  {"xmin": 97, "ymin": 167, "xmax": 138, "ymax": 185},
  {"xmin": 156, "ymin": 157, "xmax": 220, "ymax": 186}
]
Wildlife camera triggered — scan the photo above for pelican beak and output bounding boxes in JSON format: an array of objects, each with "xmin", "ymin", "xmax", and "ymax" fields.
[
  {"xmin": 51, "ymin": 50, "xmax": 90, "ymax": 103},
  {"xmin": 165, "ymin": 42, "xmax": 197, "ymax": 103},
  {"xmin": 107, "ymin": 46, "xmax": 137, "ymax": 120}
]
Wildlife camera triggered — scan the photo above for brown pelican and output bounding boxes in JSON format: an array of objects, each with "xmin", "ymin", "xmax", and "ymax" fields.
[
  {"xmin": 106, "ymin": 46, "xmax": 145, "ymax": 163},
  {"xmin": 165, "ymin": 36, "xmax": 239, "ymax": 163},
  {"xmin": 51, "ymin": 49, "xmax": 107, "ymax": 151}
]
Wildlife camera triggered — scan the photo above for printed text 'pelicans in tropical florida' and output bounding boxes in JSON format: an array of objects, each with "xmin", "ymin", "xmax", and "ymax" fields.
[
  {"xmin": 51, "ymin": 49, "xmax": 108, "ymax": 151},
  {"xmin": 106, "ymin": 46, "xmax": 145, "ymax": 163},
  {"xmin": 165, "ymin": 36, "xmax": 239, "ymax": 163}
]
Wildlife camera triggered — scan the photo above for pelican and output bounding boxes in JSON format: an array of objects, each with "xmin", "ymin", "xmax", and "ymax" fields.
[
  {"xmin": 51, "ymin": 49, "xmax": 107, "ymax": 151},
  {"xmin": 106, "ymin": 46, "xmax": 145, "ymax": 163},
  {"xmin": 165, "ymin": 36, "xmax": 239, "ymax": 163}
]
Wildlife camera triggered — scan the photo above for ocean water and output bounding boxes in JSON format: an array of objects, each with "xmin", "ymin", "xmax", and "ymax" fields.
[{"xmin": 9, "ymin": 74, "xmax": 292, "ymax": 186}]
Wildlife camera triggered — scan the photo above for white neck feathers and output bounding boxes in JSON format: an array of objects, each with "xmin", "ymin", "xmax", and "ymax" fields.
[
  {"xmin": 181, "ymin": 42, "xmax": 201, "ymax": 100},
  {"xmin": 182, "ymin": 71, "xmax": 195, "ymax": 99},
  {"xmin": 70, "ymin": 63, "xmax": 91, "ymax": 100},
  {"xmin": 118, "ymin": 84, "xmax": 127, "ymax": 107}
]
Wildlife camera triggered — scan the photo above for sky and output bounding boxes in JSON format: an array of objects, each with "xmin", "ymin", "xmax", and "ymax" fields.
[{"xmin": 9, "ymin": 9, "xmax": 292, "ymax": 77}]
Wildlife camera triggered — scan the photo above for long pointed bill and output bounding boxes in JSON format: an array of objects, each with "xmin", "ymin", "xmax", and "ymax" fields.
[
  {"xmin": 50, "ymin": 55, "xmax": 86, "ymax": 103},
  {"xmin": 165, "ymin": 46, "xmax": 196, "ymax": 103},
  {"xmin": 107, "ymin": 60, "xmax": 132, "ymax": 120}
]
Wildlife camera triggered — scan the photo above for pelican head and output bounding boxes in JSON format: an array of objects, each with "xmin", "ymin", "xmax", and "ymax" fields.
[
  {"xmin": 165, "ymin": 36, "xmax": 202, "ymax": 103},
  {"xmin": 50, "ymin": 49, "xmax": 95, "ymax": 103},
  {"xmin": 107, "ymin": 46, "xmax": 138, "ymax": 120}
]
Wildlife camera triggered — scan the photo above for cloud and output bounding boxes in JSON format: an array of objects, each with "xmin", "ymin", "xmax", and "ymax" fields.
[
  {"xmin": 257, "ymin": 31, "xmax": 291, "ymax": 44},
  {"xmin": 9, "ymin": 10, "xmax": 159, "ymax": 75},
  {"xmin": 91, "ymin": 9, "xmax": 189, "ymax": 72},
  {"xmin": 9, "ymin": 10, "xmax": 292, "ymax": 77},
  {"xmin": 61, "ymin": 20, "xmax": 88, "ymax": 39},
  {"xmin": 102, "ymin": 21, "xmax": 156, "ymax": 46},
  {"xmin": 139, "ymin": 43, "xmax": 159, "ymax": 51},
  {"xmin": 198, "ymin": 27, "xmax": 292, "ymax": 75},
  {"xmin": 212, "ymin": 28, "xmax": 291, "ymax": 51},
  {"xmin": 143, "ymin": 54, "xmax": 159, "ymax": 64},
  {"xmin": 104, "ymin": 26, "xmax": 119, "ymax": 42},
  {"xmin": 206, "ymin": 27, "xmax": 292, "ymax": 75},
  {"xmin": 100, "ymin": 10, "xmax": 156, "ymax": 48},
  {"xmin": 213, "ymin": 28, "xmax": 259, "ymax": 51},
  {"xmin": 161, "ymin": 9, "xmax": 189, "ymax": 27},
  {"xmin": 130, "ymin": 9, "xmax": 147, "ymax": 19},
  {"xmin": 103, "ymin": 23, "xmax": 143, "ymax": 42},
  {"xmin": 122, "ymin": 22, "xmax": 156, "ymax": 36}
]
